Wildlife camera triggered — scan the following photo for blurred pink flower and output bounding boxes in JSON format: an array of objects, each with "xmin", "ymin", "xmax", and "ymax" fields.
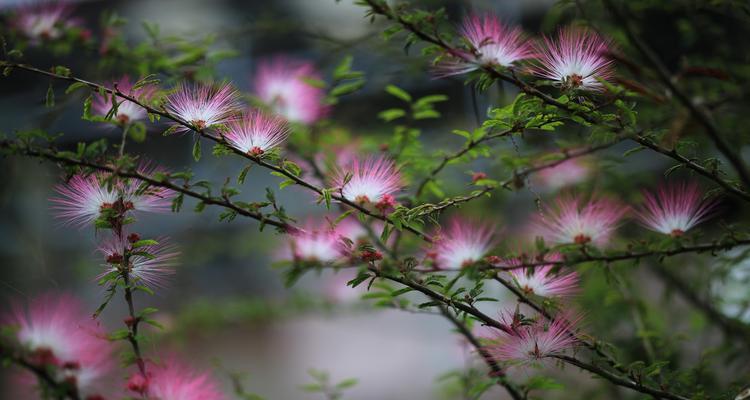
[
  {"xmin": 92, "ymin": 76, "xmax": 156, "ymax": 126},
  {"xmin": 141, "ymin": 357, "xmax": 225, "ymax": 400},
  {"xmin": 97, "ymin": 233, "xmax": 179, "ymax": 289},
  {"xmin": 14, "ymin": 2, "xmax": 75, "ymax": 42},
  {"xmin": 535, "ymin": 195, "xmax": 627, "ymax": 246},
  {"xmin": 4, "ymin": 293, "xmax": 114, "ymax": 398},
  {"xmin": 534, "ymin": 157, "xmax": 591, "ymax": 191},
  {"xmin": 279, "ymin": 219, "xmax": 346, "ymax": 264},
  {"xmin": 332, "ymin": 155, "xmax": 402, "ymax": 209},
  {"xmin": 166, "ymin": 83, "xmax": 241, "ymax": 132},
  {"xmin": 434, "ymin": 14, "xmax": 533, "ymax": 77},
  {"xmin": 505, "ymin": 253, "xmax": 579, "ymax": 298},
  {"xmin": 224, "ymin": 109, "xmax": 290, "ymax": 156},
  {"xmin": 533, "ymin": 28, "xmax": 614, "ymax": 91},
  {"xmin": 636, "ymin": 182, "xmax": 718, "ymax": 237},
  {"xmin": 432, "ymin": 218, "xmax": 496, "ymax": 270},
  {"xmin": 253, "ymin": 57, "xmax": 327, "ymax": 124}
]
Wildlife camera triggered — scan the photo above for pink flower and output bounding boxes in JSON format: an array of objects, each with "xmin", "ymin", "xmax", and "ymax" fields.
[
  {"xmin": 97, "ymin": 233, "xmax": 179, "ymax": 289},
  {"xmin": 533, "ymin": 28, "xmax": 614, "ymax": 91},
  {"xmin": 4, "ymin": 293, "xmax": 114, "ymax": 397},
  {"xmin": 485, "ymin": 311, "xmax": 580, "ymax": 366},
  {"xmin": 253, "ymin": 57, "xmax": 327, "ymax": 124},
  {"xmin": 432, "ymin": 218, "xmax": 496, "ymax": 270},
  {"xmin": 279, "ymin": 219, "xmax": 345, "ymax": 263},
  {"xmin": 224, "ymin": 109, "xmax": 290, "ymax": 156},
  {"xmin": 143, "ymin": 357, "xmax": 226, "ymax": 400},
  {"xmin": 535, "ymin": 195, "xmax": 627, "ymax": 246},
  {"xmin": 434, "ymin": 14, "xmax": 533, "ymax": 77},
  {"xmin": 166, "ymin": 83, "xmax": 241, "ymax": 132},
  {"xmin": 636, "ymin": 182, "xmax": 718, "ymax": 237},
  {"xmin": 50, "ymin": 165, "xmax": 174, "ymax": 227},
  {"xmin": 506, "ymin": 253, "xmax": 579, "ymax": 298},
  {"xmin": 14, "ymin": 2, "xmax": 75, "ymax": 42},
  {"xmin": 93, "ymin": 75, "xmax": 155, "ymax": 126},
  {"xmin": 534, "ymin": 158, "xmax": 591, "ymax": 191},
  {"xmin": 332, "ymin": 155, "xmax": 402, "ymax": 207}
]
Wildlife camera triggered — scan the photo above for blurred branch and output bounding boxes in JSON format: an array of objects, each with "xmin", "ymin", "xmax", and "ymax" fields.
[
  {"xmin": 651, "ymin": 263, "xmax": 750, "ymax": 348},
  {"xmin": 0, "ymin": 345, "xmax": 81, "ymax": 400},
  {"xmin": 603, "ymin": 0, "xmax": 750, "ymax": 191}
]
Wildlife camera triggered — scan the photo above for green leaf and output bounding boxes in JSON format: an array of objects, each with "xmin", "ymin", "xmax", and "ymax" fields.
[
  {"xmin": 131, "ymin": 239, "xmax": 159, "ymax": 248},
  {"xmin": 385, "ymin": 84, "xmax": 411, "ymax": 102},
  {"xmin": 330, "ymin": 80, "xmax": 365, "ymax": 97},
  {"xmin": 193, "ymin": 140, "xmax": 202, "ymax": 161},
  {"xmin": 129, "ymin": 122, "xmax": 146, "ymax": 142},
  {"xmin": 45, "ymin": 83, "xmax": 55, "ymax": 107},
  {"xmin": 65, "ymin": 82, "xmax": 88, "ymax": 94},
  {"xmin": 378, "ymin": 108, "xmax": 406, "ymax": 122},
  {"xmin": 333, "ymin": 55, "xmax": 354, "ymax": 80}
]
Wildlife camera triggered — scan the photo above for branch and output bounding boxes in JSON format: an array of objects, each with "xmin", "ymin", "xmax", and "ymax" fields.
[
  {"xmin": 0, "ymin": 345, "xmax": 81, "ymax": 400},
  {"xmin": 360, "ymin": 0, "xmax": 750, "ymax": 203},
  {"xmin": 437, "ymin": 305, "xmax": 525, "ymax": 400},
  {"xmin": 603, "ymin": 0, "xmax": 750, "ymax": 190},
  {"xmin": 0, "ymin": 61, "xmax": 433, "ymax": 242},
  {"xmin": 553, "ymin": 354, "xmax": 689, "ymax": 400},
  {"xmin": 0, "ymin": 140, "xmax": 299, "ymax": 233}
]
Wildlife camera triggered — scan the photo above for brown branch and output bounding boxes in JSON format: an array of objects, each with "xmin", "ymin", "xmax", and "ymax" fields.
[
  {"xmin": 0, "ymin": 61, "xmax": 432, "ymax": 242},
  {"xmin": 603, "ymin": 0, "xmax": 750, "ymax": 191},
  {"xmin": 437, "ymin": 305, "xmax": 525, "ymax": 400},
  {"xmin": 360, "ymin": 0, "xmax": 750, "ymax": 204},
  {"xmin": 553, "ymin": 354, "xmax": 689, "ymax": 400},
  {"xmin": 0, "ymin": 345, "xmax": 81, "ymax": 400},
  {"xmin": 0, "ymin": 140, "xmax": 299, "ymax": 233}
]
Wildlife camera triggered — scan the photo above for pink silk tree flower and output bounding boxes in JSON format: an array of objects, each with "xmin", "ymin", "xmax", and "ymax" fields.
[
  {"xmin": 432, "ymin": 218, "xmax": 496, "ymax": 270},
  {"xmin": 14, "ymin": 2, "xmax": 75, "ymax": 42},
  {"xmin": 140, "ymin": 357, "xmax": 226, "ymax": 400},
  {"xmin": 4, "ymin": 293, "xmax": 114, "ymax": 398},
  {"xmin": 279, "ymin": 220, "xmax": 345, "ymax": 264},
  {"xmin": 332, "ymin": 155, "xmax": 402, "ymax": 210},
  {"xmin": 506, "ymin": 253, "xmax": 579, "ymax": 298},
  {"xmin": 50, "ymin": 169, "xmax": 173, "ymax": 227},
  {"xmin": 92, "ymin": 76, "xmax": 155, "ymax": 126},
  {"xmin": 485, "ymin": 312, "xmax": 580, "ymax": 367},
  {"xmin": 97, "ymin": 233, "xmax": 179, "ymax": 289},
  {"xmin": 533, "ymin": 28, "xmax": 614, "ymax": 92},
  {"xmin": 434, "ymin": 14, "xmax": 534, "ymax": 77},
  {"xmin": 165, "ymin": 83, "xmax": 241, "ymax": 132},
  {"xmin": 224, "ymin": 109, "xmax": 290, "ymax": 156},
  {"xmin": 253, "ymin": 57, "xmax": 327, "ymax": 124},
  {"xmin": 534, "ymin": 157, "xmax": 591, "ymax": 191},
  {"xmin": 535, "ymin": 195, "xmax": 628, "ymax": 246},
  {"xmin": 636, "ymin": 182, "xmax": 718, "ymax": 237}
]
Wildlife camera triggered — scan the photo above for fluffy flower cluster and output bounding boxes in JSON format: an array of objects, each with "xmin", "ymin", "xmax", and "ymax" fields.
[
  {"xmin": 127, "ymin": 358, "xmax": 226, "ymax": 400},
  {"xmin": 50, "ymin": 164, "xmax": 174, "ymax": 227},
  {"xmin": 505, "ymin": 253, "xmax": 579, "ymax": 298},
  {"xmin": 535, "ymin": 195, "xmax": 628, "ymax": 246},
  {"xmin": 97, "ymin": 233, "xmax": 179, "ymax": 289},
  {"xmin": 332, "ymin": 155, "xmax": 402, "ymax": 211},
  {"xmin": 435, "ymin": 14, "xmax": 534, "ymax": 77},
  {"xmin": 13, "ymin": 2, "xmax": 76, "ymax": 42},
  {"xmin": 435, "ymin": 14, "xmax": 614, "ymax": 92},
  {"xmin": 484, "ymin": 310, "xmax": 580, "ymax": 367},
  {"xmin": 224, "ymin": 109, "xmax": 290, "ymax": 156},
  {"xmin": 4, "ymin": 294, "xmax": 114, "ymax": 398},
  {"xmin": 280, "ymin": 220, "xmax": 346, "ymax": 264},
  {"xmin": 430, "ymin": 219, "xmax": 496, "ymax": 270},
  {"xmin": 636, "ymin": 182, "xmax": 718, "ymax": 237},
  {"xmin": 166, "ymin": 83, "xmax": 242, "ymax": 132},
  {"xmin": 93, "ymin": 76, "xmax": 156, "ymax": 126},
  {"xmin": 253, "ymin": 57, "xmax": 327, "ymax": 124}
]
